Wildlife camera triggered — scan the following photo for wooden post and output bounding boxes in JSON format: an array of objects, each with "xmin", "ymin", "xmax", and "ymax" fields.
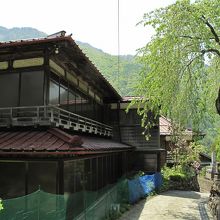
[
  {"xmin": 157, "ymin": 153, "xmax": 160, "ymax": 172},
  {"xmin": 211, "ymin": 151, "xmax": 217, "ymax": 180},
  {"xmin": 25, "ymin": 162, "xmax": 29, "ymax": 195},
  {"xmin": 117, "ymin": 101, "xmax": 121, "ymax": 142},
  {"xmin": 57, "ymin": 160, "xmax": 64, "ymax": 194},
  {"xmin": 44, "ymin": 48, "xmax": 50, "ymax": 106}
]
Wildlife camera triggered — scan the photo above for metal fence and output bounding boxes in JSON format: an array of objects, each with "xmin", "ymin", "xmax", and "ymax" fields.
[{"xmin": 0, "ymin": 106, "xmax": 112, "ymax": 136}]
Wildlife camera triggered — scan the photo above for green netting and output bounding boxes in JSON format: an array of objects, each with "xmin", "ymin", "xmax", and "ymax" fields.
[
  {"xmin": 75, "ymin": 179, "xmax": 129, "ymax": 220},
  {"xmin": 0, "ymin": 190, "xmax": 66, "ymax": 220},
  {"xmin": 0, "ymin": 178, "xmax": 129, "ymax": 220}
]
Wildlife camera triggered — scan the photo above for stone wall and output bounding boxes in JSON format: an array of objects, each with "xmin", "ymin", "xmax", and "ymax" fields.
[
  {"xmin": 208, "ymin": 180, "xmax": 220, "ymax": 220},
  {"xmin": 168, "ymin": 175, "xmax": 200, "ymax": 191},
  {"xmin": 198, "ymin": 177, "xmax": 213, "ymax": 193}
]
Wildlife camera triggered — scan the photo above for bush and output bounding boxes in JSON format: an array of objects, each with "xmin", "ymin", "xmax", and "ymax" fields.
[
  {"xmin": 169, "ymin": 174, "xmax": 186, "ymax": 181},
  {"xmin": 160, "ymin": 165, "xmax": 197, "ymax": 191},
  {"xmin": 199, "ymin": 167, "xmax": 207, "ymax": 177},
  {"xmin": 162, "ymin": 166, "xmax": 188, "ymax": 180},
  {"xmin": 0, "ymin": 199, "xmax": 3, "ymax": 211}
]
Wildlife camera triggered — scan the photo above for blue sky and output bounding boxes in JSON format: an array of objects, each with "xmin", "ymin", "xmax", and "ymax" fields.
[{"xmin": 1, "ymin": 0, "xmax": 176, "ymax": 55}]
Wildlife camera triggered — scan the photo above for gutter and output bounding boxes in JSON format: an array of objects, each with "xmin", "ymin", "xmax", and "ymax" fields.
[{"xmin": 0, "ymin": 148, "xmax": 134, "ymax": 157}]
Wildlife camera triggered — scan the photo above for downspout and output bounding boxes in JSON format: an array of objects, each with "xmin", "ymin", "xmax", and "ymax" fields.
[{"xmin": 44, "ymin": 48, "xmax": 50, "ymax": 106}]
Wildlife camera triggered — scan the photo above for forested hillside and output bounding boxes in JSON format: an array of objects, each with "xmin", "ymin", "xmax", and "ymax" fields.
[
  {"xmin": 77, "ymin": 41, "xmax": 141, "ymax": 96},
  {"xmin": 0, "ymin": 26, "xmax": 140, "ymax": 96},
  {"xmin": 0, "ymin": 26, "xmax": 46, "ymax": 41}
]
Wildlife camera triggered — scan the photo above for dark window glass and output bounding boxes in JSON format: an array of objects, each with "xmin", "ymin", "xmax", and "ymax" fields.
[
  {"xmin": 64, "ymin": 160, "xmax": 84, "ymax": 193},
  {"xmin": 28, "ymin": 162, "xmax": 57, "ymax": 194},
  {"xmin": 84, "ymin": 99, "xmax": 94, "ymax": 119},
  {"xmin": 118, "ymin": 153, "xmax": 123, "ymax": 178},
  {"xmin": 68, "ymin": 90, "xmax": 76, "ymax": 113},
  {"xmin": 64, "ymin": 160, "xmax": 85, "ymax": 219},
  {"xmin": 49, "ymin": 80, "xmax": 59, "ymax": 105},
  {"xmin": 68, "ymin": 86, "xmax": 101, "ymax": 120},
  {"xmin": 0, "ymin": 162, "xmax": 25, "ymax": 199},
  {"xmin": 75, "ymin": 94, "xmax": 82, "ymax": 114},
  {"xmin": 103, "ymin": 156, "xmax": 107, "ymax": 186},
  {"xmin": 0, "ymin": 73, "xmax": 19, "ymax": 107},
  {"xmin": 103, "ymin": 104, "xmax": 111, "ymax": 124},
  {"xmin": 20, "ymin": 71, "xmax": 44, "ymax": 106},
  {"xmin": 92, "ymin": 158, "xmax": 98, "ymax": 190},
  {"xmin": 85, "ymin": 159, "xmax": 92, "ymax": 191},
  {"xmin": 97, "ymin": 157, "xmax": 103, "ymax": 188},
  {"xmin": 60, "ymin": 86, "xmax": 68, "ymax": 105},
  {"xmin": 96, "ymin": 104, "xmax": 103, "ymax": 122},
  {"xmin": 81, "ymin": 96, "xmax": 89, "ymax": 117},
  {"xmin": 69, "ymin": 90, "xmax": 76, "ymax": 105}
]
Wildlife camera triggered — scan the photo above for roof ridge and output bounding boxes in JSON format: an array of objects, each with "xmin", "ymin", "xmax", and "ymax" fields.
[{"xmin": 48, "ymin": 128, "xmax": 83, "ymax": 146}]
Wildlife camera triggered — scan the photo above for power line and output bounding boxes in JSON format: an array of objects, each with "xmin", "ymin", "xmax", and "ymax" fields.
[{"xmin": 117, "ymin": 0, "xmax": 120, "ymax": 93}]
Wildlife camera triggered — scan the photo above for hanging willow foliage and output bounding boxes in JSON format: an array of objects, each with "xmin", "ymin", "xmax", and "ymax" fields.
[{"xmin": 134, "ymin": 0, "xmax": 220, "ymax": 132}]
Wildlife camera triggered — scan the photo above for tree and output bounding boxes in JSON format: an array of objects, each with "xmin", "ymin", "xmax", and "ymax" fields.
[{"xmin": 136, "ymin": 0, "xmax": 220, "ymax": 131}]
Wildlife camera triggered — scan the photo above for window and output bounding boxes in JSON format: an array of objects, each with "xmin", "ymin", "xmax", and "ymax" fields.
[
  {"xmin": 49, "ymin": 80, "xmax": 59, "ymax": 105},
  {"xmin": 60, "ymin": 86, "xmax": 68, "ymax": 105},
  {"xmin": 81, "ymin": 96, "xmax": 89, "ymax": 117},
  {"xmin": 68, "ymin": 90, "xmax": 76, "ymax": 112},
  {"xmin": 0, "ymin": 73, "xmax": 19, "ymax": 107},
  {"xmin": 75, "ymin": 93, "xmax": 82, "ymax": 114},
  {"xmin": 0, "ymin": 162, "xmax": 25, "ymax": 199},
  {"xmin": 69, "ymin": 90, "xmax": 76, "ymax": 104},
  {"xmin": 28, "ymin": 162, "xmax": 57, "ymax": 194},
  {"xmin": 20, "ymin": 71, "xmax": 44, "ymax": 106},
  {"xmin": 48, "ymin": 73, "xmax": 104, "ymax": 122}
]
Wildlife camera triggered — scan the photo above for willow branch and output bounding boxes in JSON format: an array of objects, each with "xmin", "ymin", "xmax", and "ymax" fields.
[
  {"xmin": 180, "ymin": 35, "xmax": 218, "ymax": 40},
  {"xmin": 201, "ymin": 48, "xmax": 220, "ymax": 57},
  {"xmin": 201, "ymin": 15, "xmax": 220, "ymax": 47}
]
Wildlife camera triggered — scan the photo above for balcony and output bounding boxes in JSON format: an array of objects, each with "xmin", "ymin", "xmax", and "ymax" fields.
[{"xmin": 0, "ymin": 106, "xmax": 112, "ymax": 137}]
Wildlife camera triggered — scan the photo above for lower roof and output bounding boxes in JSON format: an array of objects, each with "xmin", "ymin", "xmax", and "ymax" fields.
[{"xmin": 0, "ymin": 128, "xmax": 133, "ymax": 158}]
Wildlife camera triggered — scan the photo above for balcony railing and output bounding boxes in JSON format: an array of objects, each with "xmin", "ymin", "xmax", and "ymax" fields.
[{"xmin": 0, "ymin": 106, "xmax": 112, "ymax": 137}]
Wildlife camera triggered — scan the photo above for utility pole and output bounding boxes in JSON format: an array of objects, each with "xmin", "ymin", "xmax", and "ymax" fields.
[{"xmin": 211, "ymin": 151, "xmax": 217, "ymax": 179}]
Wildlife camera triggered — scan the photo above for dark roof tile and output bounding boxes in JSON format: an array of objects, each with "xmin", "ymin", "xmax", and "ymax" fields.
[{"xmin": 0, "ymin": 128, "xmax": 132, "ymax": 156}]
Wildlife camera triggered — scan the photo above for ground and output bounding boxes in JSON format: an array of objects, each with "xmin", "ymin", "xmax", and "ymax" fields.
[{"xmin": 119, "ymin": 190, "xmax": 213, "ymax": 220}]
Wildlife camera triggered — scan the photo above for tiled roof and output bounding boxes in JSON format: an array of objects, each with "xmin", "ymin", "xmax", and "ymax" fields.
[
  {"xmin": 0, "ymin": 128, "xmax": 133, "ymax": 157},
  {"xmin": 0, "ymin": 36, "xmax": 67, "ymax": 48},
  {"xmin": 159, "ymin": 116, "xmax": 194, "ymax": 136},
  {"xmin": 82, "ymin": 136, "xmax": 131, "ymax": 150},
  {"xmin": 159, "ymin": 116, "xmax": 172, "ymax": 135}
]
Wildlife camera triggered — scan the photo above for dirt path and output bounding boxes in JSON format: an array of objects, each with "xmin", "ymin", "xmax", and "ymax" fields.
[{"xmin": 119, "ymin": 190, "xmax": 213, "ymax": 220}]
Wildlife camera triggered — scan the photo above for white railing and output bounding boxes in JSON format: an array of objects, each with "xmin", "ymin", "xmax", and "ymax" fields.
[{"xmin": 0, "ymin": 106, "xmax": 112, "ymax": 136}]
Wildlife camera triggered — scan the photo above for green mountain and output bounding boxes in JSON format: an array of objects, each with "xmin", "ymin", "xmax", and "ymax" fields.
[
  {"xmin": 0, "ymin": 26, "xmax": 141, "ymax": 96},
  {"xmin": 77, "ymin": 41, "xmax": 141, "ymax": 96},
  {"xmin": 0, "ymin": 26, "xmax": 46, "ymax": 41}
]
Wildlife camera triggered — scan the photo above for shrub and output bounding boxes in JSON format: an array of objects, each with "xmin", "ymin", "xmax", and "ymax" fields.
[
  {"xmin": 0, "ymin": 199, "xmax": 3, "ymax": 211},
  {"xmin": 160, "ymin": 164, "xmax": 196, "ymax": 191}
]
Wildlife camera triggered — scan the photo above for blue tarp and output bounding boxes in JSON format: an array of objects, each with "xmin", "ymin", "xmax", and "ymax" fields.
[
  {"xmin": 139, "ymin": 174, "xmax": 155, "ymax": 195},
  {"xmin": 128, "ymin": 172, "xmax": 162, "ymax": 204},
  {"xmin": 128, "ymin": 178, "xmax": 145, "ymax": 204},
  {"xmin": 154, "ymin": 172, "xmax": 163, "ymax": 188}
]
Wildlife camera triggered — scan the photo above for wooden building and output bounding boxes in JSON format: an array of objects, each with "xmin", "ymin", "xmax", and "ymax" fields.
[
  {"xmin": 0, "ymin": 32, "xmax": 163, "ymax": 201},
  {"xmin": 159, "ymin": 116, "xmax": 208, "ymax": 165},
  {"xmin": 112, "ymin": 97, "xmax": 165, "ymax": 172}
]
